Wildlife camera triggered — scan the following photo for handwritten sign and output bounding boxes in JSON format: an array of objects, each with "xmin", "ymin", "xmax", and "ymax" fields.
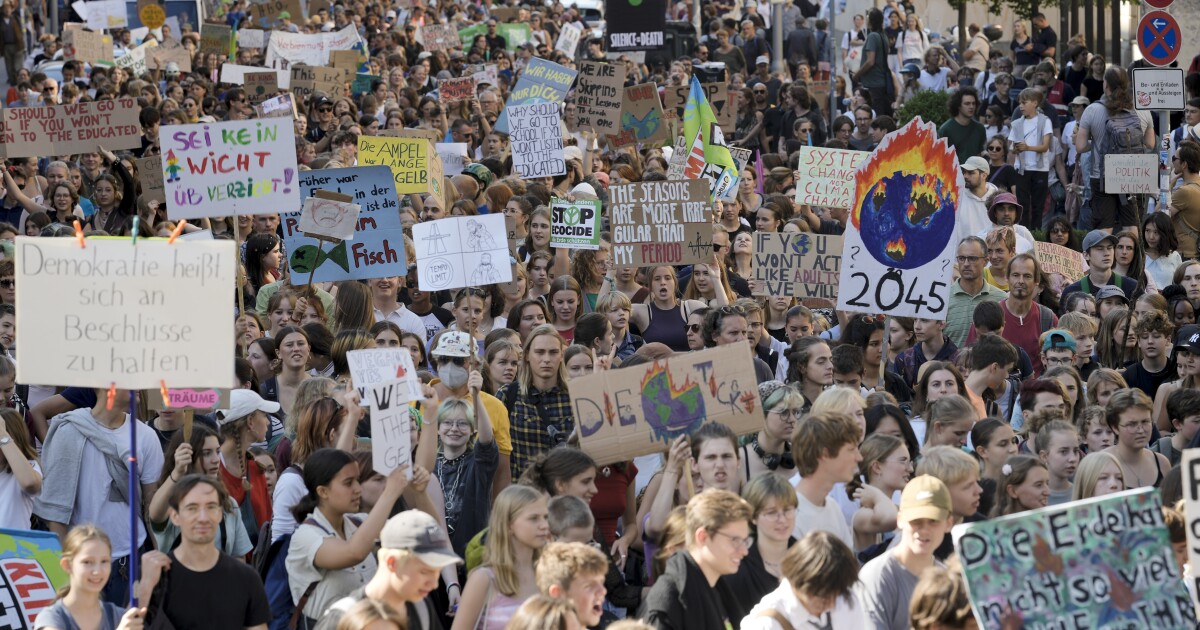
[
  {"xmin": 468, "ymin": 63, "xmax": 499, "ymax": 87},
  {"xmin": 281, "ymin": 166, "xmax": 406, "ymax": 283},
  {"xmin": 63, "ymin": 29, "xmax": 113, "ymax": 65},
  {"xmin": 1182, "ymin": 449, "xmax": 1200, "ymax": 619},
  {"xmin": 439, "ymin": 76, "xmax": 475, "ymax": 103},
  {"xmin": 145, "ymin": 42, "xmax": 192, "ymax": 72},
  {"xmin": 795, "ymin": 146, "xmax": 868, "ymax": 210},
  {"xmin": 147, "ymin": 388, "xmax": 231, "ymax": 410},
  {"xmin": 347, "ymin": 347, "xmax": 423, "ymax": 404},
  {"xmin": 136, "ymin": 155, "xmax": 165, "ymax": 204},
  {"xmin": 236, "ymin": 28, "xmax": 268, "ymax": 49},
  {"xmin": 367, "ymin": 379, "xmax": 413, "ymax": 479},
  {"xmin": 221, "ymin": 64, "xmax": 289, "ymax": 88},
  {"xmin": 494, "ymin": 57, "xmax": 576, "ymax": 134},
  {"xmin": 510, "ymin": 103, "xmax": 565, "ymax": 179},
  {"xmin": 199, "ymin": 23, "xmax": 231, "ymax": 58},
  {"xmin": 753, "ymin": 232, "xmax": 843, "ymax": 300},
  {"xmin": 115, "ymin": 40, "xmax": 155, "ymax": 78},
  {"xmin": 1035, "ymin": 241, "xmax": 1086, "ymax": 282},
  {"xmin": 551, "ymin": 198, "xmax": 601, "ymax": 250},
  {"xmin": 243, "ymin": 71, "xmax": 278, "ymax": 106},
  {"xmin": 555, "ymin": 23, "xmax": 582, "ymax": 57},
  {"xmin": 298, "ymin": 194, "xmax": 360, "ymax": 241},
  {"xmin": 73, "ymin": 0, "xmax": 126, "ymax": 29},
  {"xmin": 436, "ymin": 142, "xmax": 468, "ymax": 176},
  {"xmin": 609, "ymin": 179, "xmax": 711, "ymax": 267},
  {"xmin": 0, "ymin": 528, "xmax": 67, "ymax": 629},
  {"xmin": 357, "ymin": 136, "xmax": 444, "ymax": 208},
  {"xmin": 2, "ymin": 99, "xmax": 140, "ymax": 158},
  {"xmin": 265, "ymin": 24, "xmax": 360, "ymax": 68},
  {"xmin": 256, "ymin": 94, "xmax": 297, "ymax": 119},
  {"xmin": 160, "ymin": 118, "xmax": 299, "ymax": 220},
  {"xmin": 570, "ymin": 345, "xmax": 764, "ymax": 466},
  {"xmin": 664, "ymin": 82, "xmax": 734, "ymax": 129},
  {"xmin": 420, "ymin": 24, "xmax": 459, "ymax": 52},
  {"xmin": 290, "ymin": 65, "xmax": 347, "ymax": 103},
  {"xmin": 247, "ymin": 0, "xmax": 303, "ymax": 29},
  {"xmin": 1104, "ymin": 154, "xmax": 1158, "ymax": 194},
  {"xmin": 618, "ymin": 82, "xmax": 669, "ymax": 148},
  {"xmin": 15, "ymin": 238, "xmax": 236, "ymax": 389},
  {"xmin": 412, "ymin": 215, "xmax": 511, "ymax": 290},
  {"xmin": 953, "ymin": 488, "xmax": 1195, "ymax": 630},
  {"xmin": 576, "ymin": 61, "xmax": 624, "ymax": 135},
  {"xmin": 330, "ymin": 49, "xmax": 364, "ymax": 72}
]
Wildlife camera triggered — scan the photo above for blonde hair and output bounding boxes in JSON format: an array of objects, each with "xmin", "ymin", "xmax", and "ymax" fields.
[
  {"xmin": 505, "ymin": 595, "xmax": 579, "ymax": 630},
  {"xmin": 810, "ymin": 387, "xmax": 867, "ymax": 417},
  {"xmin": 916, "ymin": 445, "xmax": 979, "ymax": 486},
  {"xmin": 686, "ymin": 488, "xmax": 753, "ymax": 543},
  {"xmin": 1071, "ymin": 451, "xmax": 1126, "ymax": 501},
  {"xmin": 334, "ymin": 598, "xmax": 405, "ymax": 630},
  {"xmin": 535, "ymin": 542, "xmax": 608, "ymax": 595},
  {"xmin": 483, "ymin": 484, "xmax": 547, "ymax": 596},
  {"xmin": 57, "ymin": 525, "xmax": 112, "ymax": 600},
  {"xmin": 741, "ymin": 472, "xmax": 799, "ymax": 516}
]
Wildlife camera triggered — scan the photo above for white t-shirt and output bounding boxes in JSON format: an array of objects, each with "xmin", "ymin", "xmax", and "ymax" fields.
[
  {"xmin": 1008, "ymin": 114, "xmax": 1053, "ymax": 172},
  {"xmin": 374, "ymin": 304, "xmax": 427, "ymax": 339},
  {"xmin": 740, "ymin": 580, "xmax": 869, "ymax": 629},
  {"xmin": 0, "ymin": 461, "xmax": 41, "ymax": 529},
  {"xmin": 791, "ymin": 482, "xmax": 854, "ymax": 550},
  {"xmin": 287, "ymin": 508, "xmax": 376, "ymax": 619},
  {"xmin": 917, "ymin": 67, "xmax": 950, "ymax": 92},
  {"xmin": 271, "ymin": 467, "xmax": 307, "ymax": 543},
  {"xmin": 71, "ymin": 416, "xmax": 164, "ymax": 557}
]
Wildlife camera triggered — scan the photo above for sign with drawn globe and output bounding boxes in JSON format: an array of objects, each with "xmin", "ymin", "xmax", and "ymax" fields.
[{"xmin": 837, "ymin": 118, "xmax": 960, "ymax": 319}]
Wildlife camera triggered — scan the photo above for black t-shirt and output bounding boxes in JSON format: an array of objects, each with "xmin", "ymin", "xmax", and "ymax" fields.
[
  {"xmin": 158, "ymin": 551, "xmax": 270, "ymax": 630},
  {"xmin": 1121, "ymin": 362, "xmax": 1173, "ymax": 402},
  {"xmin": 989, "ymin": 163, "xmax": 1020, "ymax": 194}
]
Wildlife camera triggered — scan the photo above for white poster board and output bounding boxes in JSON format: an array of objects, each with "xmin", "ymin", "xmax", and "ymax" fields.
[
  {"xmin": 265, "ymin": 24, "xmax": 360, "ymax": 68},
  {"xmin": 509, "ymin": 102, "xmax": 566, "ymax": 179},
  {"xmin": 555, "ymin": 23, "xmax": 582, "ymax": 57},
  {"xmin": 1104, "ymin": 154, "xmax": 1158, "ymax": 194},
  {"xmin": 411, "ymin": 215, "xmax": 512, "ymax": 290},
  {"xmin": 435, "ymin": 142, "xmax": 469, "ymax": 176},
  {"xmin": 346, "ymin": 348, "xmax": 423, "ymax": 405},
  {"xmin": 367, "ymin": 379, "xmax": 413, "ymax": 479},
  {"xmin": 1183, "ymin": 449, "xmax": 1200, "ymax": 619},
  {"xmin": 15, "ymin": 238, "xmax": 236, "ymax": 388},
  {"xmin": 297, "ymin": 196, "xmax": 360, "ymax": 241}
]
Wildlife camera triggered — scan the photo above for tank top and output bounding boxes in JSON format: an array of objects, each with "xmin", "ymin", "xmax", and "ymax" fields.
[
  {"xmin": 642, "ymin": 302, "xmax": 690, "ymax": 352},
  {"xmin": 474, "ymin": 567, "xmax": 525, "ymax": 630}
]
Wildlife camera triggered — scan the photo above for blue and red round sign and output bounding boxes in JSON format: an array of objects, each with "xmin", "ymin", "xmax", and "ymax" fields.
[{"xmin": 1138, "ymin": 11, "xmax": 1182, "ymax": 67}]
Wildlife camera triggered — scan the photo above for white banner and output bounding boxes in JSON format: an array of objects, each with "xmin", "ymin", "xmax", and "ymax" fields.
[
  {"xmin": 15, "ymin": 238, "xmax": 236, "ymax": 389},
  {"xmin": 265, "ymin": 24, "xmax": 360, "ymax": 69}
]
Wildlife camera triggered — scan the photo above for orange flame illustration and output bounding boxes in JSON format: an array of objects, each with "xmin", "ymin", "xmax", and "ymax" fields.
[
  {"xmin": 886, "ymin": 236, "xmax": 907, "ymax": 259},
  {"xmin": 641, "ymin": 360, "xmax": 696, "ymax": 396},
  {"xmin": 852, "ymin": 119, "xmax": 960, "ymax": 229}
]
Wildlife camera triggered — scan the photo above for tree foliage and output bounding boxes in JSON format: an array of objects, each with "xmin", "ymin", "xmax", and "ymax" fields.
[{"xmin": 897, "ymin": 89, "xmax": 951, "ymax": 127}]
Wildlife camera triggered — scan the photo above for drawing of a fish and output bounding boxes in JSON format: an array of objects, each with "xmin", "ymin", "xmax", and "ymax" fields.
[{"xmin": 290, "ymin": 241, "xmax": 350, "ymax": 274}]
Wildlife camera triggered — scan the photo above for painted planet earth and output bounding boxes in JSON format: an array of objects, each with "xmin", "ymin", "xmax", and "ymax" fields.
[{"xmin": 858, "ymin": 171, "xmax": 956, "ymax": 269}]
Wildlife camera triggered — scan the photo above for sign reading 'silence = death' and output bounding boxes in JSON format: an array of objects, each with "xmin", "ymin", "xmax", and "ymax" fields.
[{"xmin": 752, "ymin": 232, "xmax": 842, "ymax": 299}]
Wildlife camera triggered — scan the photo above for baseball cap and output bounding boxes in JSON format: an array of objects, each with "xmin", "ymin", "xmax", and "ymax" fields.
[
  {"xmin": 960, "ymin": 155, "xmax": 990, "ymax": 175},
  {"xmin": 1176, "ymin": 325, "xmax": 1200, "ymax": 354},
  {"xmin": 217, "ymin": 389, "xmax": 280, "ymax": 426},
  {"xmin": 898, "ymin": 475, "xmax": 952, "ymax": 523},
  {"xmin": 380, "ymin": 510, "xmax": 463, "ymax": 568},
  {"xmin": 900, "ymin": 63, "xmax": 920, "ymax": 76},
  {"xmin": 755, "ymin": 55, "xmax": 769, "ymax": 66},
  {"xmin": 1041, "ymin": 330, "xmax": 1077, "ymax": 353},
  {"xmin": 433, "ymin": 331, "xmax": 473, "ymax": 358},
  {"xmin": 1094, "ymin": 285, "xmax": 1128, "ymax": 304},
  {"xmin": 1081, "ymin": 229, "xmax": 1118, "ymax": 252},
  {"xmin": 563, "ymin": 145, "xmax": 583, "ymax": 163},
  {"xmin": 313, "ymin": 95, "xmax": 333, "ymax": 108},
  {"xmin": 1070, "ymin": 96, "xmax": 1090, "ymax": 106}
]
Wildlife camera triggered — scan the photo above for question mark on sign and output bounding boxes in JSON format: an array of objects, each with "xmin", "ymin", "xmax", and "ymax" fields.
[
  {"xmin": 850, "ymin": 245, "xmax": 860, "ymax": 263},
  {"xmin": 941, "ymin": 258, "xmax": 950, "ymax": 274}
]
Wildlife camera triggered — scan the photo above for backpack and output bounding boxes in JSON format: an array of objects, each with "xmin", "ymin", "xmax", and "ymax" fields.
[
  {"xmin": 266, "ymin": 510, "xmax": 365, "ymax": 630},
  {"xmin": 1099, "ymin": 108, "xmax": 1148, "ymax": 174}
]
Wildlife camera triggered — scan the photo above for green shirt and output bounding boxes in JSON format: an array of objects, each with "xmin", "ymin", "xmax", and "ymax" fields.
[
  {"xmin": 938, "ymin": 117, "xmax": 989, "ymax": 164},
  {"xmin": 945, "ymin": 280, "xmax": 1007, "ymax": 348}
]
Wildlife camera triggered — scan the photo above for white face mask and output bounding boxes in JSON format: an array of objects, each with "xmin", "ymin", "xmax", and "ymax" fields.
[{"xmin": 439, "ymin": 362, "xmax": 468, "ymax": 389}]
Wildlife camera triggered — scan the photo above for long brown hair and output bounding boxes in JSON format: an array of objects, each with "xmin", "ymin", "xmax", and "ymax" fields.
[{"xmin": 0, "ymin": 408, "xmax": 36, "ymax": 471}]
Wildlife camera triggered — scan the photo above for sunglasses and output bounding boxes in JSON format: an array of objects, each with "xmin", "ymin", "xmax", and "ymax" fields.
[
  {"xmin": 439, "ymin": 356, "xmax": 467, "ymax": 367},
  {"xmin": 0, "ymin": 279, "xmax": 13, "ymax": 288},
  {"xmin": 686, "ymin": 323, "xmax": 701, "ymax": 333},
  {"xmin": 318, "ymin": 106, "xmax": 333, "ymax": 113}
]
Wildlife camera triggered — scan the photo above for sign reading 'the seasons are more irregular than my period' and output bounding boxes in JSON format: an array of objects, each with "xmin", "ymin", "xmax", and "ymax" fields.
[
  {"xmin": 609, "ymin": 179, "xmax": 711, "ymax": 267},
  {"xmin": 837, "ymin": 119, "xmax": 959, "ymax": 319},
  {"xmin": 160, "ymin": 119, "xmax": 299, "ymax": 220},
  {"xmin": 14, "ymin": 238, "xmax": 236, "ymax": 389},
  {"xmin": 569, "ymin": 344, "xmax": 763, "ymax": 466}
]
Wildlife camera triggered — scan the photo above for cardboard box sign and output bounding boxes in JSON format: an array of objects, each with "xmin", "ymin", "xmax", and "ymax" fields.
[{"xmin": 570, "ymin": 345, "xmax": 764, "ymax": 466}]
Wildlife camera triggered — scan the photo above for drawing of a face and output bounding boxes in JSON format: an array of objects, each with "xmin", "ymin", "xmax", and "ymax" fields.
[{"xmin": 312, "ymin": 199, "xmax": 347, "ymax": 227}]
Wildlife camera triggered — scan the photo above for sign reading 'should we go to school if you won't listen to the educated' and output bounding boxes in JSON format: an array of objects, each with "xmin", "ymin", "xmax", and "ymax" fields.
[{"xmin": 15, "ymin": 238, "xmax": 236, "ymax": 389}]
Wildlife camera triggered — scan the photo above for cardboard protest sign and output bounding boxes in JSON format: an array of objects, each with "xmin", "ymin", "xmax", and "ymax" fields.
[
  {"xmin": 115, "ymin": 40, "xmax": 155, "ymax": 77},
  {"xmin": 574, "ymin": 61, "xmax": 624, "ymax": 136},
  {"xmin": 412, "ymin": 215, "xmax": 512, "ymax": 290},
  {"xmin": 330, "ymin": 49, "xmax": 364, "ymax": 71},
  {"xmin": 794, "ymin": 146, "xmax": 868, "ymax": 210},
  {"xmin": 489, "ymin": 7, "xmax": 520, "ymax": 21},
  {"xmin": 266, "ymin": 24, "xmax": 360, "ymax": 68},
  {"xmin": 289, "ymin": 65, "xmax": 347, "ymax": 103},
  {"xmin": 160, "ymin": 118, "xmax": 299, "ymax": 220},
  {"xmin": 1035, "ymin": 241, "xmax": 1086, "ymax": 282},
  {"xmin": 357, "ymin": 136, "xmax": 444, "ymax": 209},
  {"xmin": 243, "ymin": 71, "xmax": 278, "ymax": 105},
  {"xmin": 145, "ymin": 42, "xmax": 192, "ymax": 72},
  {"xmin": 199, "ymin": 23, "xmax": 232, "ymax": 58},
  {"xmin": 15, "ymin": 238, "xmax": 235, "ymax": 389},
  {"xmin": 0, "ymin": 527, "xmax": 67, "ymax": 628},
  {"xmin": 347, "ymin": 347, "xmax": 423, "ymax": 404},
  {"xmin": 753, "ymin": 232, "xmax": 842, "ymax": 300},
  {"xmin": 256, "ymin": 93, "xmax": 297, "ymax": 118},
  {"xmin": 247, "ymin": 0, "xmax": 303, "ymax": 28},
  {"xmin": 606, "ymin": 0, "xmax": 666, "ymax": 52},
  {"xmin": 436, "ymin": 142, "xmax": 468, "ymax": 176},
  {"xmin": 616, "ymin": 82, "xmax": 669, "ymax": 148},
  {"xmin": 571, "ymin": 344, "xmax": 764, "ymax": 465},
  {"xmin": 837, "ymin": 119, "xmax": 958, "ymax": 319},
  {"xmin": 419, "ymin": 24, "xmax": 459, "ymax": 52},
  {"xmin": 439, "ymin": 76, "xmax": 475, "ymax": 103},
  {"xmin": 555, "ymin": 23, "xmax": 582, "ymax": 57},
  {"xmin": 298, "ymin": 194, "xmax": 360, "ymax": 241},
  {"xmin": 954, "ymin": 488, "xmax": 1195, "ymax": 630},
  {"xmin": 221, "ymin": 64, "xmax": 289, "ymax": 88},
  {"xmin": 664, "ymin": 82, "xmax": 734, "ymax": 129},
  {"xmin": 550, "ymin": 198, "xmax": 602, "ymax": 250},
  {"xmin": 63, "ymin": 29, "xmax": 113, "ymax": 65},
  {"xmin": 1104, "ymin": 154, "xmax": 1158, "ymax": 194},
  {"xmin": 236, "ymin": 28, "xmax": 268, "ymax": 49},
  {"xmin": 468, "ymin": 63, "xmax": 499, "ymax": 87},
  {"xmin": 494, "ymin": 57, "xmax": 576, "ymax": 134},
  {"xmin": 509, "ymin": 103, "xmax": 565, "ymax": 179},
  {"xmin": 609, "ymin": 179, "xmax": 710, "ymax": 267},
  {"xmin": 665, "ymin": 135, "xmax": 688, "ymax": 179},
  {"xmin": 1182, "ymin": 450, "xmax": 1200, "ymax": 618},
  {"xmin": 146, "ymin": 388, "xmax": 231, "ymax": 410},
  {"xmin": 2, "ymin": 99, "xmax": 141, "ymax": 158},
  {"xmin": 281, "ymin": 166, "xmax": 407, "ymax": 283},
  {"xmin": 136, "ymin": 155, "xmax": 165, "ymax": 204},
  {"xmin": 367, "ymin": 379, "xmax": 414, "ymax": 479}
]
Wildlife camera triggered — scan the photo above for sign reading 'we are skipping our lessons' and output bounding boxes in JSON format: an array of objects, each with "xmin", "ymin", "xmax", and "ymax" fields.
[{"xmin": 15, "ymin": 237, "xmax": 236, "ymax": 389}]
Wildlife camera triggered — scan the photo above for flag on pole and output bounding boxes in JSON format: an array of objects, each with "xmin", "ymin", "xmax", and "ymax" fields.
[
  {"xmin": 681, "ymin": 76, "xmax": 740, "ymax": 201},
  {"xmin": 754, "ymin": 149, "xmax": 765, "ymax": 195}
]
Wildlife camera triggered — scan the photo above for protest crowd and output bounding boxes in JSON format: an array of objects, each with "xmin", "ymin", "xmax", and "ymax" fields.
[{"xmin": 2, "ymin": 0, "xmax": 1200, "ymax": 629}]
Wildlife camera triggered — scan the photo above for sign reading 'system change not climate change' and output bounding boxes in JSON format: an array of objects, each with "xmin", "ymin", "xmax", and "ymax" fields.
[
  {"xmin": 15, "ymin": 238, "xmax": 236, "ymax": 389},
  {"xmin": 160, "ymin": 119, "xmax": 299, "ymax": 220}
]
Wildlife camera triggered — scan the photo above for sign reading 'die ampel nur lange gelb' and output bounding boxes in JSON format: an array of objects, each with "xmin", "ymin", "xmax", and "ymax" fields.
[
  {"xmin": 160, "ymin": 119, "xmax": 299, "ymax": 220},
  {"xmin": 569, "ymin": 344, "xmax": 764, "ymax": 466},
  {"xmin": 954, "ymin": 488, "xmax": 1196, "ymax": 630},
  {"xmin": 14, "ymin": 238, "xmax": 236, "ymax": 389},
  {"xmin": 609, "ymin": 179, "xmax": 711, "ymax": 267},
  {"xmin": 794, "ymin": 146, "xmax": 868, "ymax": 209},
  {"xmin": 752, "ymin": 232, "xmax": 843, "ymax": 300},
  {"xmin": 2, "ymin": 99, "xmax": 141, "ymax": 158}
]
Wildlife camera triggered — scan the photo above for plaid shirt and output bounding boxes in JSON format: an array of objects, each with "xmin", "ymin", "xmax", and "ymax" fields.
[{"xmin": 498, "ymin": 382, "xmax": 574, "ymax": 479}]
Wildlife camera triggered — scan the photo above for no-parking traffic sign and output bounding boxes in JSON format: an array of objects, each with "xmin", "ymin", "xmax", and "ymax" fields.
[{"xmin": 1138, "ymin": 11, "xmax": 1182, "ymax": 67}]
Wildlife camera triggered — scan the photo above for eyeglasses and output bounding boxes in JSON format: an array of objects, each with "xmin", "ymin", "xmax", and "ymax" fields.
[
  {"xmin": 956, "ymin": 255, "xmax": 984, "ymax": 264},
  {"xmin": 440, "ymin": 419, "xmax": 472, "ymax": 430},
  {"xmin": 439, "ymin": 356, "xmax": 468, "ymax": 367},
  {"xmin": 1118, "ymin": 420, "xmax": 1152, "ymax": 432},
  {"xmin": 768, "ymin": 407, "xmax": 803, "ymax": 420},
  {"xmin": 713, "ymin": 531, "xmax": 754, "ymax": 550},
  {"xmin": 752, "ymin": 89, "xmax": 767, "ymax": 94}
]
